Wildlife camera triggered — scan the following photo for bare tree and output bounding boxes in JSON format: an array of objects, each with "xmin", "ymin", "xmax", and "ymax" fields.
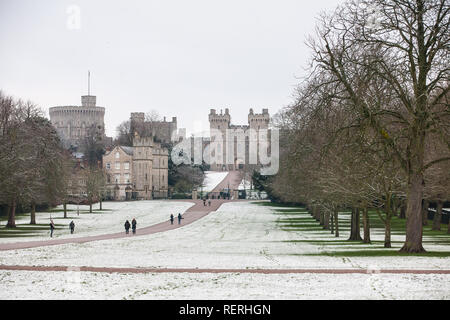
[{"xmin": 307, "ymin": 0, "xmax": 449, "ymax": 252}]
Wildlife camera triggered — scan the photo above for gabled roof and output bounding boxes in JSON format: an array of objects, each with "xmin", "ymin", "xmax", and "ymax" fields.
[
  {"xmin": 104, "ymin": 145, "xmax": 134, "ymax": 157},
  {"xmin": 120, "ymin": 146, "xmax": 134, "ymax": 155}
]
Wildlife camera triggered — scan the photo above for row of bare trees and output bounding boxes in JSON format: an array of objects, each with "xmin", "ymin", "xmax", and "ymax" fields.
[
  {"xmin": 0, "ymin": 91, "xmax": 107, "ymax": 227},
  {"xmin": 0, "ymin": 91, "xmax": 69, "ymax": 227},
  {"xmin": 265, "ymin": 0, "xmax": 449, "ymax": 252}
]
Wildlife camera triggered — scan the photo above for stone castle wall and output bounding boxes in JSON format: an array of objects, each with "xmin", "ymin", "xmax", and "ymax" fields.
[
  {"xmin": 49, "ymin": 95, "xmax": 105, "ymax": 148},
  {"xmin": 208, "ymin": 108, "xmax": 270, "ymax": 171}
]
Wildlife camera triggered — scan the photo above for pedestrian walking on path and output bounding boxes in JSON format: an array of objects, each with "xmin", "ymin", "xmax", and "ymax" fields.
[
  {"xmin": 131, "ymin": 218, "xmax": 137, "ymax": 234},
  {"xmin": 208, "ymin": 199, "xmax": 211, "ymax": 206},
  {"xmin": 178, "ymin": 213, "xmax": 184, "ymax": 225},
  {"xmin": 69, "ymin": 221, "xmax": 75, "ymax": 234},
  {"xmin": 49, "ymin": 219, "xmax": 55, "ymax": 238},
  {"xmin": 203, "ymin": 199, "xmax": 206, "ymax": 206},
  {"xmin": 170, "ymin": 214, "xmax": 174, "ymax": 225},
  {"xmin": 124, "ymin": 220, "xmax": 131, "ymax": 234}
]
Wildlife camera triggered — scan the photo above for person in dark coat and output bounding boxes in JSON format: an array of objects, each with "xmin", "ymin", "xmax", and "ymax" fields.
[
  {"xmin": 170, "ymin": 214, "xmax": 174, "ymax": 225},
  {"xmin": 69, "ymin": 221, "xmax": 75, "ymax": 234},
  {"xmin": 124, "ymin": 220, "xmax": 131, "ymax": 234},
  {"xmin": 177, "ymin": 213, "xmax": 184, "ymax": 225},
  {"xmin": 131, "ymin": 218, "xmax": 137, "ymax": 234},
  {"xmin": 49, "ymin": 219, "xmax": 55, "ymax": 237},
  {"xmin": 203, "ymin": 198, "xmax": 206, "ymax": 206}
]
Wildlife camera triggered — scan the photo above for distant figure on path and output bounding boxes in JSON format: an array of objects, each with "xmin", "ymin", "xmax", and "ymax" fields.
[
  {"xmin": 203, "ymin": 198, "xmax": 206, "ymax": 206},
  {"xmin": 124, "ymin": 220, "xmax": 131, "ymax": 234},
  {"xmin": 69, "ymin": 221, "xmax": 75, "ymax": 234},
  {"xmin": 131, "ymin": 218, "xmax": 137, "ymax": 234},
  {"xmin": 170, "ymin": 214, "xmax": 174, "ymax": 225},
  {"xmin": 178, "ymin": 213, "xmax": 184, "ymax": 225},
  {"xmin": 49, "ymin": 219, "xmax": 55, "ymax": 238},
  {"xmin": 208, "ymin": 199, "xmax": 211, "ymax": 206}
]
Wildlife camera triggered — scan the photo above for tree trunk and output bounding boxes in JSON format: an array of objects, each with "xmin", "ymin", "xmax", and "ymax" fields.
[
  {"xmin": 30, "ymin": 202, "xmax": 36, "ymax": 225},
  {"xmin": 399, "ymin": 204, "xmax": 406, "ymax": 219},
  {"xmin": 63, "ymin": 202, "xmax": 67, "ymax": 219},
  {"xmin": 330, "ymin": 212, "xmax": 334, "ymax": 234},
  {"xmin": 432, "ymin": 200, "xmax": 443, "ymax": 231},
  {"xmin": 6, "ymin": 198, "xmax": 17, "ymax": 228},
  {"xmin": 323, "ymin": 211, "xmax": 330, "ymax": 229},
  {"xmin": 99, "ymin": 199, "xmax": 102, "ymax": 211},
  {"xmin": 348, "ymin": 208, "xmax": 362, "ymax": 241},
  {"xmin": 314, "ymin": 206, "xmax": 320, "ymax": 222},
  {"xmin": 422, "ymin": 200, "xmax": 429, "ymax": 226},
  {"xmin": 447, "ymin": 217, "xmax": 450, "ymax": 234},
  {"xmin": 384, "ymin": 217, "xmax": 392, "ymax": 248},
  {"xmin": 334, "ymin": 208, "xmax": 339, "ymax": 237},
  {"xmin": 400, "ymin": 172, "xmax": 425, "ymax": 253},
  {"xmin": 319, "ymin": 209, "xmax": 324, "ymax": 226},
  {"xmin": 362, "ymin": 206, "xmax": 371, "ymax": 244},
  {"xmin": 89, "ymin": 201, "xmax": 92, "ymax": 213}
]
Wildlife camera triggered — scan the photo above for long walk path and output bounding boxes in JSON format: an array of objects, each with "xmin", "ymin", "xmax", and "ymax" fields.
[
  {"xmin": 0, "ymin": 265, "xmax": 448, "ymax": 275},
  {"xmin": 0, "ymin": 171, "xmax": 244, "ymax": 251}
]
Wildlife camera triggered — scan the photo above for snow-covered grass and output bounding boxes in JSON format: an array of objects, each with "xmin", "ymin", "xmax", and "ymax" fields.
[
  {"xmin": 0, "ymin": 270, "xmax": 448, "ymax": 300},
  {"xmin": 0, "ymin": 201, "xmax": 194, "ymax": 243},
  {"xmin": 201, "ymin": 171, "xmax": 228, "ymax": 192},
  {"xmin": 0, "ymin": 201, "xmax": 449, "ymax": 299},
  {"xmin": 1, "ymin": 202, "xmax": 449, "ymax": 271}
]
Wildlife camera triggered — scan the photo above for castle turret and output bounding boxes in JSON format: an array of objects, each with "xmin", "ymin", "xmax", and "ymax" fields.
[
  {"xmin": 248, "ymin": 108, "xmax": 270, "ymax": 130},
  {"xmin": 130, "ymin": 112, "xmax": 145, "ymax": 123},
  {"xmin": 132, "ymin": 133, "xmax": 153, "ymax": 200},
  {"xmin": 81, "ymin": 95, "xmax": 96, "ymax": 107},
  {"xmin": 209, "ymin": 108, "xmax": 230, "ymax": 132}
]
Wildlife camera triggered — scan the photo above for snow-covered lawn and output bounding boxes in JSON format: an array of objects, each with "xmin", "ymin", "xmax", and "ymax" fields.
[
  {"xmin": 0, "ymin": 270, "xmax": 448, "ymax": 300},
  {"xmin": 1, "ymin": 202, "xmax": 449, "ymax": 270},
  {"xmin": 0, "ymin": 201, "xmax": 449, "ymax": 299},
  {"xmin": 0, "ymin": 201, "xmax": 194, "ymax": 243},
  {"xmin": 201, "ymin": 171, "xmax": 228, "ymax": 192}
]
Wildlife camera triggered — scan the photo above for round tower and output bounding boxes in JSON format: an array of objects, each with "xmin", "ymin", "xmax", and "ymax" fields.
[{"xmin": 49, "ymin": 95, "xmax": 105, "ymax": 148}]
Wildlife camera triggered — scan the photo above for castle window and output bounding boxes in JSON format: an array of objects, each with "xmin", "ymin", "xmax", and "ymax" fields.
[
  {"xmin": 124, "ymin": 173, "xmax": 130, "ymax": 183},
  {"xmin": 106, "ymin": 163, "xmax": 111, "ymax": 170},
  {"xmin": 115, "ymin": 162, "xmax": 120, "ymax": 170},
  {"xmin": 115, "ymin": 174, "xmax": 121, "ymax": 183},
  {"xmin": 115, "ymin": 152, "xmax": 120, "ymax": 159},
  {"xmin": 124, "ymin": 162, "xmax": 130, "ymax": 170}
]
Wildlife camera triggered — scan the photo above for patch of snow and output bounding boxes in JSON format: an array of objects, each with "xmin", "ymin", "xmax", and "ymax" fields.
[
  {"xmin": 201, "ymin": 171, "xmax": 228, "ymax": 192},
  {"xmin": 0, "ymin": 270, "xmax": 448, "ymax": 299},
  {"xmin": 1, "ymin": 202, "xmax": 449, "ymax": 272},
  {"xmin": 0, "ymin": 201, "xmax": 194, "ymax": 243}
]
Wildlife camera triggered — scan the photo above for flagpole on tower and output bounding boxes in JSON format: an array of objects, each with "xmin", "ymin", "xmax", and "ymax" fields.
[{"xmin": 88, "ymin": 70, "xmax": 90, "ymax": 96}]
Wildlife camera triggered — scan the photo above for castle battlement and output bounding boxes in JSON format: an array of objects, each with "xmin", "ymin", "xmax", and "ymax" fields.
[
  {"xmin": 209, "ymin": 108, "xmax": 230, "ymax": 124},
  {"xmin": 49, "ymin": 95, "xmax": 106, "ymax": 148},
  {"xmin": 208, "ymin": 107, "xmax": 271, "ymax": 171}
]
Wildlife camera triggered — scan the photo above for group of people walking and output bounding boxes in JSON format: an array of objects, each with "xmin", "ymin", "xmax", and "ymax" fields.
[
  {"xmin": 124, "ymin": 218, "xmax": 137, "ymax": 234},
  {"xmin": 170, "ymin": 213, "xmax": 184, "ymax": 225},
  {"xmin": 49, "ymin": 219, "xmax": 76, "ymax": 237},
  {"xmin": 50, "ymin": 212, "xmax": 188, "ymax": 238}
]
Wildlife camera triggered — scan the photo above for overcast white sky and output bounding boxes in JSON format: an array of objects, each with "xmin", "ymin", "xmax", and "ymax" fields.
[{"xmin": 0, "ymin": 0, "xmax": 344, "ymax": 138}]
